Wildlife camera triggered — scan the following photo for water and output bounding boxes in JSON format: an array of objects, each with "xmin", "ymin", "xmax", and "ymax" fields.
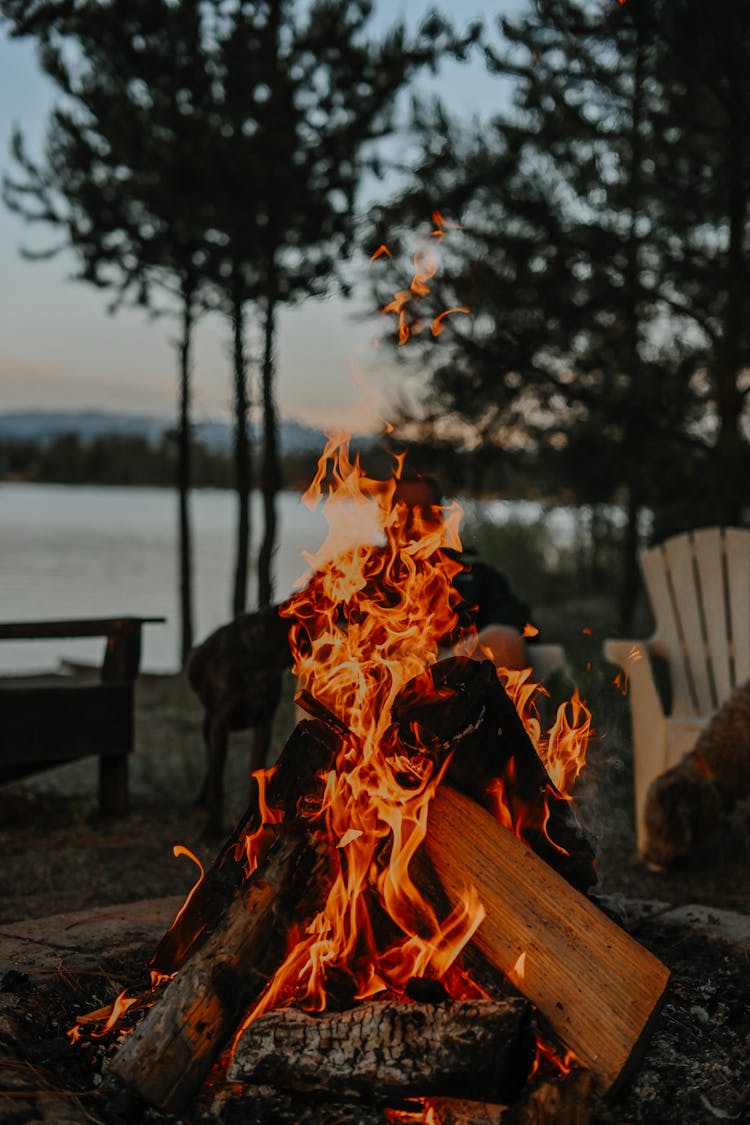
[{"xmin": 1, "ymin": 483, "xmax": 582, "ymax": 675}]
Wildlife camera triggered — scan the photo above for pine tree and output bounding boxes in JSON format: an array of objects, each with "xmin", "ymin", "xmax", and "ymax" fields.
[
  {"xmin": 205, "ymin": 0, "xmax": 479, "ymax": 611},
  {"xmin": 1, "ymin": 0, "xmax": 218, "ymax": 662},
  {"xmin": 371, "ymin": 0, "xmax": 749, "ymax": 628}
]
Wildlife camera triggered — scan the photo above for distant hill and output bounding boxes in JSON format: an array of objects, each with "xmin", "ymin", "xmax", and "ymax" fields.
[{"xmin": 0, "ymin": 409, "xmax": 357, "ymax": 455}]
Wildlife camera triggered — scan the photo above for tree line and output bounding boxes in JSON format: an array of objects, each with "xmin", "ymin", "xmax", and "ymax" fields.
[
  {"xmin": 2, "ymin": 0, "xmax": 748, "ymax": 649},
  {"xmin": 370, "ymin": 0, "xmax": 750, "ymax": 629},
  {"xmin": 1, "ymin": 0, "xmax": 478, "ymax": 662}
]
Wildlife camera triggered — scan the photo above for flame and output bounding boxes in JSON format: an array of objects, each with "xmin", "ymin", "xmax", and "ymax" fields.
[
  {"xmin": 530, "ymin": 1036, "xmax": 579, "ymax": 1078},
  {"xmin": 231, "ymin": 437, "xmax": 486, "ymax": 1042},
  {"xmin": 234, "ymin": 766, "xmax": 284, "ymax": 877},
  {"xmin": 375, "ymin": 213, "xmax": 469, "ymax": 346},
  {"xmin": 67, "ymin": 988, "xmax": 141, "ymax": 1043},
  {"xmin": 430, "ymin": 307, "xmax": 470, "ymax": 337},
  {"xmin": 143, "ymin": 844, "xmax": 206, "ymax": 972},
  {"xmin": 508, "ymin": 949, "xmax": 527, "ymax": 989},
  {"xmin": 539, "ymin": 689, "xmax": 591, "ymax": 797}
]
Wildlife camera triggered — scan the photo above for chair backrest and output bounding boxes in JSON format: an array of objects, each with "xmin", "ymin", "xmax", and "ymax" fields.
[{"xmin": 641, "ymin": 526, "xmax": 750, "ymax": 717}]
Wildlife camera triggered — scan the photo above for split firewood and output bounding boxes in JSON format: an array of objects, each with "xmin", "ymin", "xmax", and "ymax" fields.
[
  {"xmin": 229, "ymin": 997, "xmax": 534, "ymax": 1104},
  {"xmin": 424, "ymin": 786, "xmax": 670, "ymax": 1096},
  {"xmin": 149, "ymin": 715, "xmax": 342, "ymax": 976},
  {"xmin": 390, "ymin": 657, "xmax": 597, "ymax": 892},
  {"xmin": 107, "ymin": 826, "xmax": 330, "ymax": 1114}
]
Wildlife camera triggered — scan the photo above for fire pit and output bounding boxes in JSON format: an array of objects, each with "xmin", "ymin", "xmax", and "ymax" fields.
[{"xmin": 3, "ymin": 438, "xmax": 677, "ymax": 1123}]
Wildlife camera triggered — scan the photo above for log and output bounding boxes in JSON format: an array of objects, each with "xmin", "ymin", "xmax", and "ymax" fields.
[
  {"xmin": 107, "ymin": 826, "xmax": 330, "ymax": 1113},
  {"xmin": 211, "ymin": 1070, "xmax": 594, "ymax": 1125},
  {"xmin": 391, "ymin": 1069, "xmax": 594, "ymax": 1124},
  {"xmin": 423, "ymin": 786, "xmax": 669, "ymax": 1096},
  {"xmin": 228, "ymin": 997, "xmax": 534, "ymax": 1104},
  {"xmin": 149, "ymin": 716, "xmax": 342, "ymax": 976},
  {"xmin": 390, "ymin": 657, "xmax": 597, "ymax": 892}
]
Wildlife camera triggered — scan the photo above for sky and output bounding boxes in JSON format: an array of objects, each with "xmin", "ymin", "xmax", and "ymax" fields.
[{"xmin": 0, "ymin": 1, "xmax": 520, "ymax": 435}]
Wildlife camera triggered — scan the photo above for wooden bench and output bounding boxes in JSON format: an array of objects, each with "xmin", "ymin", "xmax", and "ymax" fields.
[{"xmin": 0, "ymin": 616, "xmax": 165, "ymax": 817}]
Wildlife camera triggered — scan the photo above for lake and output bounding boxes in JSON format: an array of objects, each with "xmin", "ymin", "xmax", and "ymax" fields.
[{"xmin": 1, "ymin": 483, "xmax": 581, "ymax": 675}]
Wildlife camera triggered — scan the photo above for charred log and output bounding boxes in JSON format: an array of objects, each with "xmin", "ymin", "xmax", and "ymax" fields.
[
  {"xmin": 107, "ymin": 826, "xmax": 330, "ymax": 1113},
  {"xmin": 228, "ymin": 997, "xmax": 534, "ymax": 1104},
  {"xmin": 389, "ymin": 657, "xmax": 597, "ymax": 892},
  {"xmin": 150, "ymin": 716, "xmax": 342, "ymax": 976}
]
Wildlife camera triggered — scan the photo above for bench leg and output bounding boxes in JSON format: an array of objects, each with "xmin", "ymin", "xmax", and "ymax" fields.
[{"xmin": 99, "ymin": 754, "xmax": 129, "ymax": 817}]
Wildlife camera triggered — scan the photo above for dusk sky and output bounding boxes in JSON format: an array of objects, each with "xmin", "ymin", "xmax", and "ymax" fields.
[{"xmin": 0, "ymin": 1, "xmax": 519, "ymax": 435}]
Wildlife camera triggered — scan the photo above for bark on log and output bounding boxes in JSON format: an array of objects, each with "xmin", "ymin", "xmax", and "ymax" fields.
[
  {"xmin": 229, "ymin": 997, "xmax": 534, "ymax": 1104},
  {"xmin": 107, "ymin": 827, "xmax": 329, "ymax": 1113},
  {"xmin": 149, "ymin": 716, "xmax": 341, "ymax": 976},
  {"xmin": 423, "ymin": 786, "xmax": 670, "ymax": 1096},
  {"xmin": 389, "ymin": 657, "xmax": 597, "ymax": 892}
]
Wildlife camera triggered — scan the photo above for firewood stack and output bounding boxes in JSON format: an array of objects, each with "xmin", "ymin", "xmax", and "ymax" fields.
[{"xmin": 99, "ymin": 657, "xmax": 669, "ymax": 1124}]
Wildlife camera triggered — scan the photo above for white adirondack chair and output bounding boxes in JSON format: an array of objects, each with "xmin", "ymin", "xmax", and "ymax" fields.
[{"xmin": 604, "ymin": 526, "xmax": 750, "ymax": 855}]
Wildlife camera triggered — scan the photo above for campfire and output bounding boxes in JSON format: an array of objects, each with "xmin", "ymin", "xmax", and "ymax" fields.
[{"xmin": 67, "ymin": 435, "xmax": 669, "ymax": 1123}]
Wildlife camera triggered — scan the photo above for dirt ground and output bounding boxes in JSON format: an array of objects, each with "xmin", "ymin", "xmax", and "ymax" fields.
[{"xmin": 1, "ymin": 668, "xmax": 749, "ymax": 1124}]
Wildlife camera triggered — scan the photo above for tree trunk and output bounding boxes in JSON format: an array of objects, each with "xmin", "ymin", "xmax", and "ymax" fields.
[
  {"xmin": 176, "ymin": 286, "xmax": 195, "ymax": 664},
  {"xmin": 231, "ymin": 277, "xmax": 253, "ymax": 617},
  {"xmin": 618, "ymin": 14, "xmax": 646, "ymax": 636},
  {"xmin": 715, "ymin": 16, "xmax": 747, "ymax": 526},
  {"xmin": 258, "ymin": 289, "xmax": 281, "ymax": 608},
  {"xmin": 618, "ymin": 486, "xmax": 642, "ymax": 633}
]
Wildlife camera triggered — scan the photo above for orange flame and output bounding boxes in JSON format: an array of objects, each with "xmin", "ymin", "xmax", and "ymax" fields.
[
  {"xmin": 376, "ymin": 214, "xmax": 469, "ymax": 345},
  {"xmin": 67, "ymin": 988, "xmax": 141, "ymax": 1043},
  {"xmin": 66, "ymin": 433, "xmax": 593, "ymax": 1061},
  {"xmin": 540, "ymin": 689, "xmax": 591, "ymax": 797},
  {"xmin": 232, "ymin": 438, "xmax": 486, "ymax": 1042}
]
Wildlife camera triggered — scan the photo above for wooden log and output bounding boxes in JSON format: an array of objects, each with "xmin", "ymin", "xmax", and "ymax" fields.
[
  {"xmin": 211, "ymin": 1071, "xmax": 594, "ymax": 1125},
  {"xmin": 390, "ymin": 657, "xmax": 597, "ymax": 892},
  {"xmin": 149, "ymin": 716, "xmax": 342, "ymax": 976},
  {"xmin": 107, "ymin": 826, "xmax": 330, "ymax": 1114},
  {"xmin": 228, "ymin": 997, "xmax": 534, "ymax": 1104},
  {"xmin": 388, "ymin": 1068, "xmax": 594, "ymax": 1125},
  {"xmin": 423, "ymin": 786, "xmax": 669, "ymax": 1097}
]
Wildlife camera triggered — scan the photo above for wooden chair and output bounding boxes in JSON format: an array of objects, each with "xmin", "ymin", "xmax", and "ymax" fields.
[
  {"xmin": 604, "ymin": 526, "xmax": 750, "ymax": 854},
  {"xmin": 0, "ymin": 616, "xmax": 164, "ymax": 816}
]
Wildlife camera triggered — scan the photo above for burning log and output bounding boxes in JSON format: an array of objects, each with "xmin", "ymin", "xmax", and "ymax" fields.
[
  {"xmin": 107, "ymin": 825, "xmax": 330, "ymax": 1113},
  {"xmin": 149, "ymin": 715, "xmax": 342, "ymax": 976},
  {"xmin": 392, "ymin": 1069, "xmax": 595, "ymax": 1125},
  {"xmin": 424, "ymin": 785, "xmax": 670, "ymax": 1095},
  {"xmin": 390, "ymin": 657, "xmax": 597, "ymax": 892},
  {"xmin": 229, "ymin": 997, "xmax": 534, "ymax": 1104}
]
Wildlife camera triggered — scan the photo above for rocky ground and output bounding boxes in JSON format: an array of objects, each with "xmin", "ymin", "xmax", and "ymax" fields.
[{"xmin": 0, "ymin": 668, "xmax": 748, "ymax": 1123}]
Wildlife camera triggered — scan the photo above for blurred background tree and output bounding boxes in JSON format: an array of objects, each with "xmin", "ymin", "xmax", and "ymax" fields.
[
  {"xmin": 2, "ymin": 0, "xmax": 748, "ymax": 651},
  {"xmin": 369, "ymin": 0, "xmax": 749, "ymax": 630}
]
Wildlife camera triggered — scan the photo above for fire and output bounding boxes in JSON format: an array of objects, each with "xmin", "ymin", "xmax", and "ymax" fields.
[
  {"xmin": 66, "ymin": 436, "xmax": 593, "ymax": 1054},
  {"xmin": 226, "ymin": 434, "xmax": 592, "ymax": 1049},
  {"xmin": 374, "ymin": 212, "xmax": 470, "ymax": 345},
  {"xmin": 231, "ymin": 438, "xmax": 486, "ymax": 1038}
]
